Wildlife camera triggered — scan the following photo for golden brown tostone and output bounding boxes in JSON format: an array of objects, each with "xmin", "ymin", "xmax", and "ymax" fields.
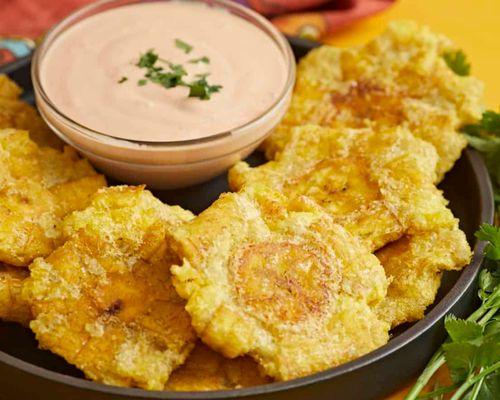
[
  {"xmin": 0, "ymin": 263, "xmax": 31, "ymax": 325},
  {"xmin": 0, "ymin": 74, "xmax": 63, "ymax": 149},
  {"xmin": 23, "ymin": 186, "xmax": 197, "ymax": 390},
  {"xmin": 171, "ymin": 185, "xmax": 389, "ymax": 381},
  {"xmin": 0, "ymin": 128, "xmax": 106, "ymax": 266},
  {"xmin": 165, "ymin": 342, "xmax": 271, "ymax": 391},
  {"xmin": 262, "ymin": 21, "xmax": 484, "ymax": 181}
]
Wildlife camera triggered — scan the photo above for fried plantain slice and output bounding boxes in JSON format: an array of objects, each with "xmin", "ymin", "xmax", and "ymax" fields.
[
  {"xmin": 24, "ymin": 186, "xmax": 197, "ymax": 390},
  {"xmin": 0, "ymin": 75, "xmax": 22, "ymax": 99},
  {"xmin": 0, "ymin": 178, "xmax": 62, "ymax": 266},
  {"xmin": 0, "ymin": 263, "xmax": 31, "ymax": 325},
  {"xmin": 230, "ymin": 125, "xmax": 455, "ymax": 251},
  {"xmin": 0, "ymin": 129, "xmax": 95, "ymax": 186},
  {"xmin": 170, "ymin": 186, "xmax": 389, "ymax": 381},
  {"xmin": 165, "ymin": 342, "xmax": 271, "ymax": 391},
  {"xmin": 0, "ymin": 129, "xmax": 106, "ymax": 266},
  {"xmin": 0, "ymin": 75, "xmax": 62, "ymax": 149},
  {"xmin": 263, "ymin": 21, "xmax": 484, "ymax": 180},
  {"xmin": 376, "ymin": 228, "xmax": 472, "ymax": 328},
  {"xmin": 50, "ymin": 175, "xmax": 108, "ymax": 216}
]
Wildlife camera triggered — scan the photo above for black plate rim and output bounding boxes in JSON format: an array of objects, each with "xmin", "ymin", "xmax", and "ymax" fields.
[{"xmin": 0, "ymin": 52, "xmax": 495, "ymax": 399}]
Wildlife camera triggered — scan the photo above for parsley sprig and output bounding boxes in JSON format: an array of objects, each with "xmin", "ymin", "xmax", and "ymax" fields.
[
  {"xmin": 443, "ymin": 50, "xmax": 471, "ymax": 76},
  {"xmin": 405, "ymin": 224, "xmax": 500, "ymax": 400},
  {"xmin": 175, "ymin": 38, "xmax": 193, "ymax": 54},
  {"xmin": 189, "ymin": 56, "xmax": 210, "ymax": 64},
  {"xmin": 188, "ymin": 76, "xmax": 221, "ymax": 100},
  {"xmin": 462, "ymin": 110, "xmax": 500, "ymax": 216},
  {"xmin": 133, "ymin": 48, "xmax": 221, "ymax": 100}
]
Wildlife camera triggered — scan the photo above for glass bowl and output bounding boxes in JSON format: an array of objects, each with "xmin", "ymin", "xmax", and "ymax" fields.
[{"xmin": 32, "ymin": 0, "xmax": 295, "ymax": 189}]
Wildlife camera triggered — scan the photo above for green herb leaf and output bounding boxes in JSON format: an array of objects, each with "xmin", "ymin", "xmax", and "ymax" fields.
[
  {"xmin": 481, "ymin": 111, "xmax": 500, "ymax": 135},
  {"xmin": 443, "ymin": 342, "xmax": 477, "ymax": 383},
  {"xmin": 175, "ymin": 38, "xmax": 193, "ymax": 54},
  {"xmin": 414, "ymin": 383, "xmax": 459, "ymax": 400},
  {"xmin": 195, "ymin": 73, "xmax": 210, "ymax": 79},
  {"xmin": 188, "ymin": 77, "xmax": 222, "ymax": 100},
  {"xmin": 188, "ymin": 56, "xmax": 210, "ymax": 64},
  {"xmin": 475, "ymin": 224, "xmax": 500, "ymax": 261},
  {"xmin": 463, "ymin": 111, "xmax": 500, "ymax": 137},
  {"xmin": 167, "ymin": 62, "xmax": 187, "ymax": 77},
  {"xmin": 477, "ymin": 371, "xmax": 500, "ymax": 400},
  {"xmin": 137, "ymin": 49, "xmax": 159, "ymax": 68},
  {"xmin": 484, "ymin": 316, "xmax": 500, "ymax": 338},
  {"xmin": 443, "ymin": 50, "xmax": 471, "ymax": 76},
  {"xmin": 476, "ymin": 341, "xmax": 500, "ymax": 368},
  {"xmin": 462, "ymin": 111, "xmax": 500, "ymax": 215},
  {"xmin": 445, "ymin": 315, "xmax": 483, "ymax": 344},
  {"xmin": 118, "ymin": 76, "xmax": 128, "ymax": 84},
  {"xmin": 464, "ymin": 134, "xmax": 500, "ymax": 154},
  {"xmin": 135, "ymin": 48, "xmax": 221, "ymax": 100},
  {"xmin": 147, "ymin": 63, "xmax": 186, "ymax": 89},
  {"xmin": 151, "ymin": 72, "xmax": 183, "ymax": 88},
  {"xmin": 478, "ymin": 270, "xmax": 500, "ymax": 301}
]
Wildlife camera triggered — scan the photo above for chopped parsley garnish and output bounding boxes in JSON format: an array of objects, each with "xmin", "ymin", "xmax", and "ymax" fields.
[
  {"xmin": 189, "ymin": 56, "xmax": 210, "ymax": 64},
  {"xmin": 118, "ymin": 76, "xmax": 128, "ymax": 84},
  {"xmin": 137, "ymin": 49, "xmax": 158, "ymax": 68},
  {"xmin": 175, "ymin": 38, "xmax": 193, "ymax": 54},
  {"xmin": 133, "ymin": 48, "xmax": 222, "ymax": 100},
  {"xmin": 443, "ymin": 50, "xmax": 471, "ymax": 76},
  {"xmin": 188, "ymin": 77, "xmax": 222, "ymax": 100},
  {"xmin": 167, "ymin": 62, "xmax": 188, "ymax": 77}
]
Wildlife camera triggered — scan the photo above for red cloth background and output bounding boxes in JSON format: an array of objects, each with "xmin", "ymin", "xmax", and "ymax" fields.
[{"xmin": 0, "ymin": 0, "xmax": 394, "ymax": 39}]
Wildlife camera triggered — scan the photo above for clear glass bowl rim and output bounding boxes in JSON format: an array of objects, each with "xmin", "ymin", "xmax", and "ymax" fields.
[{"xmin": 31, "ymin": 0, "xmax": 296, "ymax": 149}]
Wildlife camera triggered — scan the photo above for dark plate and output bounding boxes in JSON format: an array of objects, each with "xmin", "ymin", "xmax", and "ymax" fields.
[{"xmin": 0, "ymin": 40, "xmax": 494, "ymax": 400}]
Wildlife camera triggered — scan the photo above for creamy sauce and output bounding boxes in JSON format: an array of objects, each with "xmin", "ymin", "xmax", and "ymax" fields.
[{"xmin": 40, "ymin": 1, "xmax": 288, "ymax": 142}]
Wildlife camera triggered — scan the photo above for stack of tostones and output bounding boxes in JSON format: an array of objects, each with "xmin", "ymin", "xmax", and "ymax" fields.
[
  {"xmin": 0, "ymin": 128, "xmax": 106, "ymax": 267},
  {"xmin": 165, "ymin": 342, "xmax": 271, "ymax": 391},
  {"xmin": 375, "ymin": 228, "xmax": 472, "ymax": 328},
  {"xmin": 233, "ymin": 122, "xmax": 471, "ymax": 333},
  {"xmin": 0, "ymin": 75, "xmax": 106, "ymax": 327},
  {"xmin": 0, "ymin": 263, "xmax": 31, "ymax": 326},
  {"xmin": 230, "ymin": 20, "xmax": 475, "ymax": 330},
  {"xmin": 263, "ymin": 20, "xmax": 484, "ymax": 181},
  {"xmin": 170, "ymin": 185, "xmax": 389, "ymax": 380},
  {"xmin": 0, "ymin": 74, "xmax": 62, "ymax": 149},
  {"xmin": 230, "ymin": 125, "xmax": 452, "ymax": 251},
  {"xmin": 23, "ymin": 186, "xmax": 197, "ymax": 390},
  {"xmin": 0, "ymin": 21, "xmax": 481, "ymax": 392}
]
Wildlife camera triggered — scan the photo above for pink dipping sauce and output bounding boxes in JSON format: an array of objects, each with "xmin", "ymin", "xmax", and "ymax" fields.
[{"xmin": 40, "ymin": 1, "xmax": 288, "ymax": 142}]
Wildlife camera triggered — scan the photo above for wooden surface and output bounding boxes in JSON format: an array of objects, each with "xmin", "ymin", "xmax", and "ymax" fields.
[{"xmin": 324, "ymin": 1, "xmax": 498, "ymax": 398}]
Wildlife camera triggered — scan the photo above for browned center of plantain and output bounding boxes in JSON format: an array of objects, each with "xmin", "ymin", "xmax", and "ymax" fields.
[
  {"xmin": 104, "ymin": 299, "xmax": 123, "ymax": 316},
  {"xmin": 230, "ymin": 242, "xmax": 338, "ymax": 324},
  {"xmin": 286, "ymin": 157, "xmax": 382, "ymax": 214},
  {"xmin": 330, "ymin": 81, "xmax": 406, "ymax": 127}
]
